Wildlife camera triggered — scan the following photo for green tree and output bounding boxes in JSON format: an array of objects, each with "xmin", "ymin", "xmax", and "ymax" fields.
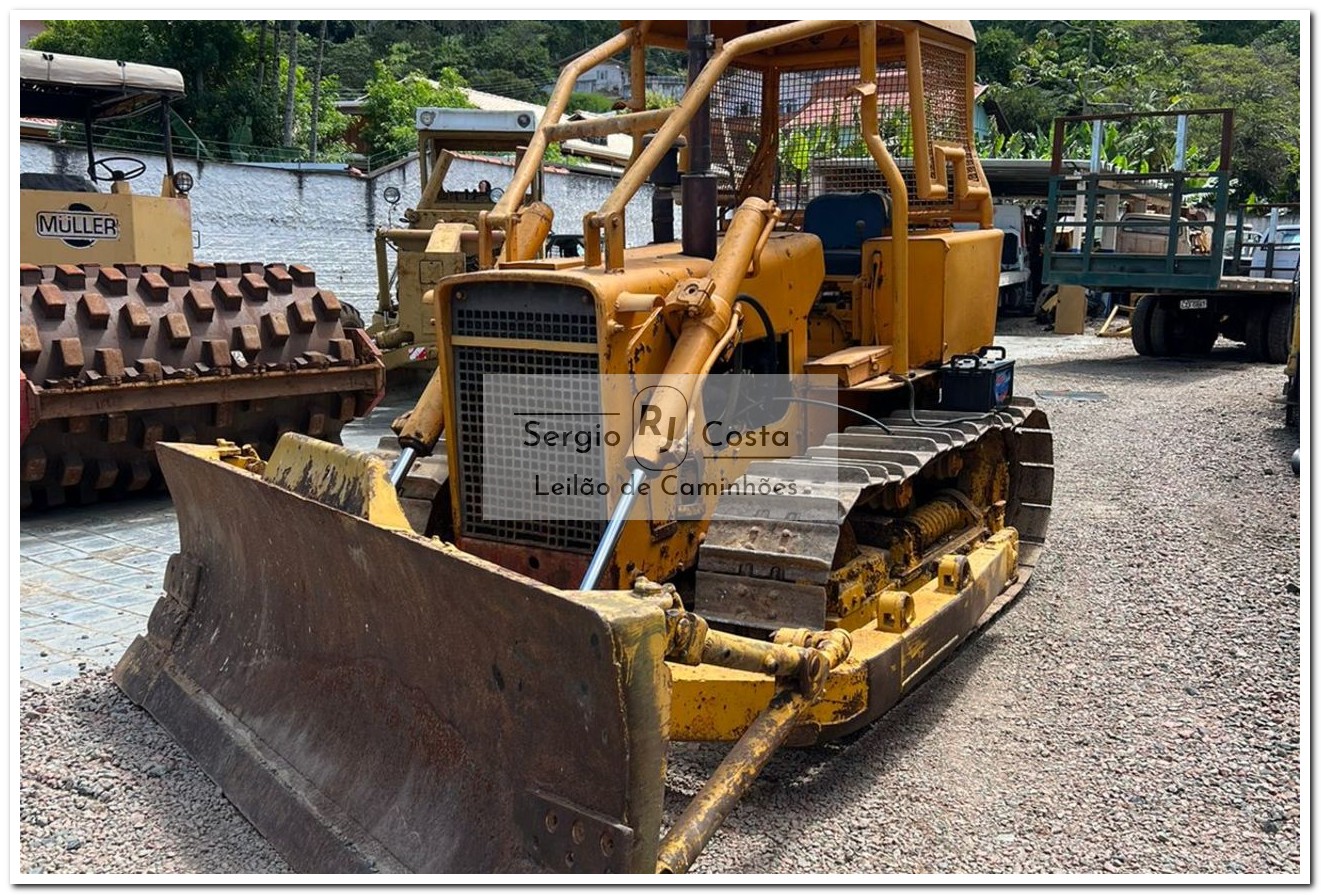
[
  {"xmin": 975, "ymin": 27, "xmax": 1026, "ymax": 86},
  {"xmin": 1182, "ymin": 42, "xmax": 1299, "ymax": 199},
  {"xmin": 29, "ymin": 20, "xmax": 347, "ymax": 161},
  {"xmin": 566, "ymin": 92, "xmax": 616, "ymax": 113},
  {"xmin": 309, "ymin": 21, "xmax": 327, "ymax": 160},
  {"xmin": 970, "ymin": 19, "xmax": 1299, "ymax": 200},
  {"xmin": 361, "ymin": 62, "xmax": 472, "ymax": 157},
  {"xmin": 1009, "ymin": 21, "xmax": 1138, "ymax": 115},
  {"xmin": 645, "ymin": 90, "xmax": 678, "ymax": 110},
  {"xmin": 282, "ymin": 20, "xmax": 299, "ymax": 147}
]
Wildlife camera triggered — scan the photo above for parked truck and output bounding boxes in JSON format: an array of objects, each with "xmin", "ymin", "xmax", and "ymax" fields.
[{"xmin": 1042, "ymin": 109, "xmax": 1297, "ymax": 362}]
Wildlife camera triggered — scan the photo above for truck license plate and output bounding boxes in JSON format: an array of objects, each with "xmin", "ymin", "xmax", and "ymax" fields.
[{"xmin": 1178, "ymin": 298, "xmax": 1209, "ymax": 310}]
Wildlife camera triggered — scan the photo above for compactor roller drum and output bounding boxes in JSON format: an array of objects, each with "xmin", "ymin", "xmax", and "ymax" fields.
[{"xmin": 19, "ymin": 261, "xmax": 382, "ymax": 510}]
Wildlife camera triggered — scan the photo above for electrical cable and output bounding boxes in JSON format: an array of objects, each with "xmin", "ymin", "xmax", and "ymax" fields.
[
  {"xmin": 900, "ymin": 373, "xmax": 1000, "ymax": 427},
  {"xmin": 733, "ymin": 294, "xmax": 779, "ymax": 375},
  {"xmin": 770, "ymin": 396, "xmax": 892, "ymax": 434}
]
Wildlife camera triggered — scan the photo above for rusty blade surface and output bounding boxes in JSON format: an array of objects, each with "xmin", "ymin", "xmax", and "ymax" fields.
[{"xmin": 114, "ymin": 442, "xmax": 669, "ymax": 874}]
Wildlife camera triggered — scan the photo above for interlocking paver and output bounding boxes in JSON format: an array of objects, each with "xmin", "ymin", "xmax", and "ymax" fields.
[
  {"xmin": 58, "ymin": 534, "xmax": 125, "ymax": 553},
  {"xmin": 18, "ymin": 537, "xmax": 73, "ymax": 557},
  {"xmin": 24, "ymin": 661, "xmax": 85, "ymax": 688},
  {"xmin": 17, "ymin": 588, "xmax": 57, "ymax": 606},
  {"xmin": 101, "ymin": 613, "xmax": 150, "ymax": 636},
  {"xmin": 114, "ymin": 551, "xmax": 174, "ymax": 570},
  {"xmin": 19, "ymin": 639, "xmax": 70, "ymax": 670},
  {"xmin": 21, "ymin": 547, "xmax": 87, "ymax": 565},
  {"xmin": 56, "ymin": 557, "xmax": 126, "ymax": 578},
  {"xmin": 49, "ymin": 603, "xmax": 133, "ymax": 629},
  {"xmin": 19, "ymin": 412, "xmax": 392, "ymax": 689},
  {"xmin": 18, "ymin": 613, "xmax": 64, "ymax": 631},
  {"xmin": 33, "ymin": 619, "xmax": 118, "ymax": 650},
  {"xmin": 84, "ymin": 544, "xmax": 151, "ymax": 563},
  {"xmin": 99, "ymin": 566, "xmax": 165, "ymax": 586},
  {"xmin": 88, "ymin": 587, "xmax": 161, "ymax": 610},
  {"xmin": 58, "ymin": 582, "xmax": 132, "ymax": 602}
]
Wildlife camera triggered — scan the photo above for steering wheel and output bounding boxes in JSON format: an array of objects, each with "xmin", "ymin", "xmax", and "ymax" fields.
[
  {"xmin": 92, "ymin": 156, "xmax": 147, "ymax": 183},
  {"xmin": 489, "ymin": 186, "xmax": 505, "ymax": 201}
]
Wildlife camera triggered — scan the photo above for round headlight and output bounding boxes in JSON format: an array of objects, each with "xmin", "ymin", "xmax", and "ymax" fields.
[
  {"xmin": 171, "ymin": 171, "xmax": 194, "ymax": 195},
  {"xmin": 383, "ymin": 185, "xmax": 401, "ymax": 205}
]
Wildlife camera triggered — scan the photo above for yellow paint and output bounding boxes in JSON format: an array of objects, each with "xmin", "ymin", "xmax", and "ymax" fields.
[
  {"xmin": 262, "ymin": 433, "xmax": 413, "ymax": 532},
  {"xmin": 20, "ymin": 188, "xmax": 192, "ymax": 265},
  {"xmin": 667, "ymin": 529, "xmax": 1019, "ymax": 743},
  {"xmin": 434, "ymin": 231, "xmax": 824, "ymax": 589},
  {"xmin": 372, "ymin": 227, "xmax": 467, "ymax": 372},
  {"xmin": 869, "ymin": 227, "xmax": 1002, "ymax": 367}
]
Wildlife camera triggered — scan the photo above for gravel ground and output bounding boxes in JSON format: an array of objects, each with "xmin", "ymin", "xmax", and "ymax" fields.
[{"xmin": 18, "ymin": 320, "xmax": 1302, "ymax": 876}]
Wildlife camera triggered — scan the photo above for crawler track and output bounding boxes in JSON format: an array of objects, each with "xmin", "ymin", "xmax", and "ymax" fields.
[{"xmin": 694, "ymin": 397, "xmax": 1053, "ymax": 733}]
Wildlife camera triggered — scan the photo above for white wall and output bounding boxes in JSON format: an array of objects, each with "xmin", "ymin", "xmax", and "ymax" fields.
[{"xmin": 21, "ymin": 141, "xmax": 672, "ymax": 310}]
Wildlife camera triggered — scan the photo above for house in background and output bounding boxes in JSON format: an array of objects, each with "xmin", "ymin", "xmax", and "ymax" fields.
[
  {"xmin": 569, "ymin": 59, "xmax": 628, "ymax": 97},
  {"xmin": 779, "ymin": 71, "xmax": 1004, "ymax": 142},
  {"xmin": 548, "ymin": 53, "xmax": 688, "ymax": 103}
]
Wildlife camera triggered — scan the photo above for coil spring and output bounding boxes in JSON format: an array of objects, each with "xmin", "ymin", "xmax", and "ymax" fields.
[{"xmin": 907, "ymin": 496, "xmax": 966, "ymax": 548}]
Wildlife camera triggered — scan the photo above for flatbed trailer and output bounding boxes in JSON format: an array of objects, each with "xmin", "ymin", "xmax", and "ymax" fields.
[{"xmin": 1042, "ymin": 109, "xmax": 1296, "ymax": 362}]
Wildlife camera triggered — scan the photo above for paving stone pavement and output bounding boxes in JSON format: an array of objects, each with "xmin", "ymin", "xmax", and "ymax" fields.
[{"xmin": 17, "ymin": 379, "xmax": 424, "ymax": 690}]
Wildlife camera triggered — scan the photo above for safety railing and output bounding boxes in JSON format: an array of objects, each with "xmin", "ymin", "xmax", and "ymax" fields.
[
  {"xmin": 1042, "ymin": 108, "xmax": 1234, "ymax": 292},
  {"xmin": 43, "ymin": 117, "xmax": 406, "ymax": 173}
]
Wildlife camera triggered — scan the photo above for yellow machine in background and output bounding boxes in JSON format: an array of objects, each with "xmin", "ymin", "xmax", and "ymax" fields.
[
  {"xmin": 18, "ymin": 50, "xmax": 384, "ymax": 510},
  {"xmin": 116, "ymin": 21, "xmax": 1055, "ymax": 873},
  {"xmin": 1284, "ymin": 268, "xmax": 1301, "ymax": 428},
  {"xmin": 369, "ymin": 108, "xmax": 546, "ymax": 374}
]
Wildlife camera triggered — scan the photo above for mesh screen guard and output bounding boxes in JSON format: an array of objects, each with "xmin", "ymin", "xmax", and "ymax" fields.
[{"xmin": 706, "ymin": 30, "xmax": 982, "ymax": 219}]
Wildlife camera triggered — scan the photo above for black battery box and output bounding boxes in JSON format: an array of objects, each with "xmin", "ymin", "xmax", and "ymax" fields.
[{"xmin": 939, "ymin": 345, "xmax": 1015, "ymax": 412}]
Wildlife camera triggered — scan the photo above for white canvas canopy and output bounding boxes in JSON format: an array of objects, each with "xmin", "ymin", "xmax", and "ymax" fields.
[{"xmin": 20, "ymin": 48, "xmax": 184, "ymax": 120}]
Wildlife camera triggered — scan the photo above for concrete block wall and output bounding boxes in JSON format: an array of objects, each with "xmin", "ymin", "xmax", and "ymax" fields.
[{"xmin": 21, "ymin": 142, "xmax": 672, "ymax": 310}]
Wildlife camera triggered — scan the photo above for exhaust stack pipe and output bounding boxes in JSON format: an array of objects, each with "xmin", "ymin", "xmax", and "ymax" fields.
[
  {"xmin": 681, "ymin": 20, "xmax": 717, "ymax": 260},
  {"xmin": 646, "ymin": 134, "xmax": 680, "ymax": 244}
]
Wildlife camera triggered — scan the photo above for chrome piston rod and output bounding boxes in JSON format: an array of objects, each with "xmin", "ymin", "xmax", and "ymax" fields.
[
  {"xmin": 580, "ymin": 466, "xmax": 646, "ymax": 590},
  {"xmin": 387, "ymin": 446, "xmax": 417, "ymax": 488}
]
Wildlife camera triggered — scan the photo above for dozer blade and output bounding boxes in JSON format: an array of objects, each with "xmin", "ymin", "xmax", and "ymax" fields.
[{"xmin": 114, "ymin": 437, "xmax": 669, "ymax": 874}]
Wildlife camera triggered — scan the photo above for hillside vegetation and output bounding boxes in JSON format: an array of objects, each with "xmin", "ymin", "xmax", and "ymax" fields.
[
  {"xmin": 972, "ymin": 20, "xmax": 1300, "ymax": 200},
  {"xmin": 28, "ymin": 20, "xmax": 1301, "ymax": 199}
]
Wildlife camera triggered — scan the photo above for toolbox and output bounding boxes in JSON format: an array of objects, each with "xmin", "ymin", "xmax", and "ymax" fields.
[{"xmin": 939, "ymin": 345, "xmax": 1014, "ymax": 411}]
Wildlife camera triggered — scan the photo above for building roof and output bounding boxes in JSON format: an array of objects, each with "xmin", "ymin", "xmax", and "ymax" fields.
[
  {"xmin": 978, "ymin": 158, "xmax": 1120, "ymax": 199},
  {"xmin": 779, "ymin": 71, "xmax": 988, "ymax": 131}
]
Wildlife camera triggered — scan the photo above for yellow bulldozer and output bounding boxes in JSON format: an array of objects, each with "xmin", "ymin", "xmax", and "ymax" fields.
[
  {"xmin": 18, "ymin": 49, "xmax": 384, "ymax": 509},
  {"xmin": 115, "ymin": 21, "xmax": 1055, "ymax": 873},
  {"xmin": 369, "ymin": 107, "xmax": 544, "ymax": 375}
]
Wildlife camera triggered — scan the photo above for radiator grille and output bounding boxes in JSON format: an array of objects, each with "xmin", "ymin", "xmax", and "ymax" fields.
[
  {"xmin": 450, "ymin": 282, "xmax": 605, "ymax": 553},
  {"xmin": 453, "ymin": 305, "xmax": 598, "ymax": 343}
]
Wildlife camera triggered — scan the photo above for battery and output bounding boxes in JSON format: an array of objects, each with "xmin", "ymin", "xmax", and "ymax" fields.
[{"xmin": 939, "ymin": 345, "xmax": 1015, "ymax": 412}]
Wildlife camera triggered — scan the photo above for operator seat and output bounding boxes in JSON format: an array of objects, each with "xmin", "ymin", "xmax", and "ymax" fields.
[
  {"xmin": 802, "ymin": 191, "xmax": 890, "ymax": 277},
  {"xmin": 20, "ymin": 172, "xmax": 100, "ymax": 193}
]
